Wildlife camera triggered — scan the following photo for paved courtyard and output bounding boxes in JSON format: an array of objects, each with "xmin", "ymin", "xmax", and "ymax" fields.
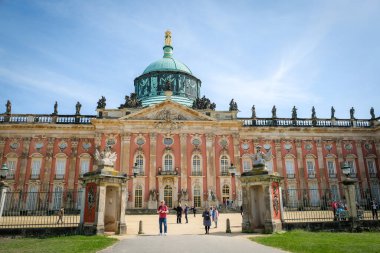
[{"xmin": 98, "ymin": 213, "xmax": 288, "ymax": 253}]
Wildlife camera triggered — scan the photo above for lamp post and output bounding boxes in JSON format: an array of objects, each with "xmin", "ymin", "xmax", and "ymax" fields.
[{"xmin": 341, "ymin": 162, "xmax": 357, "ymax": 220}]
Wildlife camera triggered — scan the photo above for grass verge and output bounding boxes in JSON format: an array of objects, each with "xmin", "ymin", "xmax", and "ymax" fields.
[
  {"xmin": 251, "ymin": 230, "xmax": 380, "ymax": 253},
  {"xmin": 0, "ymin": 235, "xmax": 117, "ymax": 253}
]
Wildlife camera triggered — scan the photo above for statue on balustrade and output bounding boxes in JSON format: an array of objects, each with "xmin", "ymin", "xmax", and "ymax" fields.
[
  {"xmin": 53, "ymin": 101, "xmax": 58, "ymax": 115},
  {"xmin": 251, "ymin": 105, "xmax": 256, "ymax": 118},
  {"xmin": 75, "ymin": 102, "xmax": 82, "ymax": 115},
  {"xmin": 331, "ymin": 106, "xmax": 335, "ymax": 119},
  {"xmin": 272, "ymin": 105, "xmax": 277, "ymax": 119},
  {"xmin": 97, "ymin": 96, "xmax": 106, "ymax": 109},
  {"xmin": 311, "ymin": 106, "xmax": 316, "ymax": 119},
  {"xmin": 5, "ymin": 100, "xmax": 11, "ymax": 114},
  {"xmin": 94, "ymin": 146, "xmax": 117, "ymax": 167},
  {"xmin": 350, "ymin": 107, "xmax": 355, "ymax": 119},
  {"xmin": 292, "ymin": 106, "xmax": 297, "ymax": 119},
  {"xmin": 192, "ymin": 95, "xmax": 216, "ymax": 110},
  {"xmin": 370, "ymin": 107, "xmax": 375, "ymax": 120},
  {"xmin": 251, "ymin": 145, "xmax": 272, "ymax": 169}
]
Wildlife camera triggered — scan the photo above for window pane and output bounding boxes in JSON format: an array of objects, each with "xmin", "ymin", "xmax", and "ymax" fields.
[
  {"xmin": 136, "ymin": 155, "xmax": 144, "ymax": 173},
  {"xmin": 80, "ymin": 159, "xmax": 89, "ymax": 175}
]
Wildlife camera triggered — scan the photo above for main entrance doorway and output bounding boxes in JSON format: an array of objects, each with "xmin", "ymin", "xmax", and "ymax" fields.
[{"xmin": 164, "ymin": 185, "xmax": 173, "ymax": 208}]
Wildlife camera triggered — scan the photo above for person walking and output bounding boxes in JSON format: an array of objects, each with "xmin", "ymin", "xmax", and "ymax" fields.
[
  {"xmin": 184, "ymin": 203, "xmax": 189, "ymax": 223},
  {"xmin": 175, "ymin": 203, "xmax": 183, "ymax": 224},
  {"xmin": 56, "ymin": 207, "xmax": 64, "ymax": 224},
  {"xmin": 191, "ymin": 205, "xmax": 197, "ymax": 217},
  {"xmin": 212, "ymin": 206, "xmax": 219, "ymax": 228},
  {"xmin": 157, "ymin": 200, "xmax": 169, "ymax": 235},
  {"xmin": 202, "ymin": 207, "xmax": 211, "ymax": 234},
  {"xmin": 371, "ymin": 199, "xmax": 378, "ymax": 220}
]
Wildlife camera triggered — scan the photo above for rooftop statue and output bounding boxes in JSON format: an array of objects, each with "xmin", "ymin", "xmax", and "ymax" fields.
[
  {"xmin": 94, "ymin": 146, "xmax": 117, "ymax": 167},
  {"xmin": 272, "ymin": 105, "xmax": 277, "ymax": 119},
  {"xmin": 311, "ymin": 106, "xmax": 316, "ymax": 119},
  {"xmin": 251, "ymin": 145, "xmax": 272, "ymax": 169},
  {"xmin": 119, "ymin": 93, "xmax": 141, "ymax": 108},
  {"xmin": 331, "ymin": 106, "xmax": 335, "ymax": 119},
  {"xmin": 192, "ymin": 96, "xmax": 216, "ymax": 110},
  {"xmin": 292, "ymin": 106, "xmax": 297, "ymax": 119},
  {"xmin": 5, "ymin": 100, "xmax": 11, "ymax": 114},
  {"xmin": 229, "ymin": 99, "xmax": 238, "ymax": 111},
  {"xmin": 370, "ymin": 107, "xmax": 375, "ymax": 120},
  {"xmin": 350, "ymin": 107, "xmax": 355, "ymax": 119},
  {"xmin": 75, "ymin": 102, "xmax": 82, "ymax": 115},
  {"xmin": 97, "ymin": 96, "xmax": 106, "ymax": 109},
  {"xmin": 53, "ymin": 101, "xmax": 58, "ymax": 115},
  {"xmin": 165, "ymin": 30, "xmax": 172, "ymax": 46},
  {"xmin": 251, "ymin": 105, "xmax": 256, "ymax": 118}
]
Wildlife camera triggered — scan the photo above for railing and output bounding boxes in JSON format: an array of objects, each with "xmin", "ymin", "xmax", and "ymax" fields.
[
  {"xmin": 220, "ymin": 171, "xmax": 229, "ymax": 176},
  {"xmin": 55, "ymin": 175, "xmax": 65, "ymax": 180},
  {"xmin": 308, "ymin": 173, "xmax": 316, "ymax": 179},
  {"xmin": 0, "ymin": 114, "xmax": 96, "ymax": 125},
  {"xmin": 369, "ymin": 173, "xmax": 377, "ymax": 178},
  {"xmin": 328, "ymin": 173, "xmax": 337, "ymax": 178},
  {"xmin": 240, "ymin": 117, "xmax": 374, "ymax": 128},
  {"xmin": 282, "ymin": 188, "xmax": 377, "ymax": 222},
  {"xmin": 30, "ymin": 174, "xmax": 40, "ymax": 180},
  {"xmin": 191, "ymin": 171, "xmax": 202, "ymax": 176},
  {"xmin": 287, "ymin": 173, "xmax": 295, "ymax": 179},
  {"xmin": 0, "ymin": 189, "xmax": 82, "ymax": 228},
  {"xmin": 158, "ymin": 170, "xmax": 178, "ymax": 176}
]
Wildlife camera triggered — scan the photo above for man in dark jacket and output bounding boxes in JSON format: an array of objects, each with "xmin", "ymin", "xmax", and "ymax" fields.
[
  {"xmin": 175, "ymin": 203, "xmax": 183, "ymax": 223},
  {"xmin": 184, "ymin": 204, "xmax": 189, "ymax": 223}
]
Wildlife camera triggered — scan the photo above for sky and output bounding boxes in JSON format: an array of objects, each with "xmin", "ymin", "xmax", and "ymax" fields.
[{"xmin": 0, "ymin": 0, "xmax": 379, "ymax": 119}]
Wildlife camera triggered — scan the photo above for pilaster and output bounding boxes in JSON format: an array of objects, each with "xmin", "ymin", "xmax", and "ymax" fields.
[
  {"xmin": 149, "ymin": 133, "xmax": 157, "ymax": 192},
  {"xmin": 206, "ymin": 134, "xmax": 215, "ymax": 195},
  {"xmin": 120, "ymin": 133, "xmax": 131, "ymax": 174},
  {"xmin": 180, "ymin": 134, "xmax": 187, "ymax": 195}
]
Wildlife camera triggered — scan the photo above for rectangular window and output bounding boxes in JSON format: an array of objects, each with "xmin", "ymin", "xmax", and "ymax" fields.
[
  {"xmin": 347, "ymin": 160, "xmax": 356, "ymax": 177},
  {"xmin": 331, "ymin": 185, "xmax": 339, "ymax": 201},
  {"xmin": 31, "ymin": 159, "xmax": 41, "ymax": 179},
  {"xmin": 243, "ymin": 160, "xmax": 251, "ymax": 172},
  {"xmin": 7, "ymin": 159, "xmax": 16, "ymax": 179},
  {"xmin": 135, "ymin": 187, "xmax": 143, "ymax": 208},
  {"xmin": 307, "ymin": 161, "xmax": 315, "ymax": 178},
  {"xmin": 285, "ymin": 160, "xmax": 295, "ymax": 178},
  {"xmin": 55, "ymin": 159, "xmax": 66, "ymax": 179},
  {"xmin": 309, "ymin": 183, "xmax": 320, "ymax": 206},
  {"xmin": 80, "ymin": 159, "xmax": 90, "ymax": 176},
  {"xmin": 368, "ymin": 160, "xmax": 377, "ymax": 177},
  {"xmin": 287, "ymin": 185, "xmax": 297, "ymax": 208},
  {"xmin": 327, "ymin": 161, "xmax": 336, "ymax": 177},
  {"xmin": 266, "ymin": 159, "xmax": 273, "ymax": 174},
  {"xmin": 371, "ymin": 183, "xmax": 380, "ymax": 202}
]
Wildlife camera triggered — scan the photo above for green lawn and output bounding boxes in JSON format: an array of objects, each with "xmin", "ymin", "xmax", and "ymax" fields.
[
  {"xmin": 251, "ymin": 230, "xmax": 380, "ymax": 253},
  {"xmin": 0, "ymin": 235, "xmax": 117, "ymax": 253}
]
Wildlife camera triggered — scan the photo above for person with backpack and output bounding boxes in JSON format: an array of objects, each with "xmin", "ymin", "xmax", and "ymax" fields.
[{"xmin": 202, "ymin": 207, "xmax": 212, "ymax": 234}]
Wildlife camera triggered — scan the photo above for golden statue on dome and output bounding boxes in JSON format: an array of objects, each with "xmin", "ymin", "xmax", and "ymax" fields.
[{"xmin": 165, "ymin": 30, "xmax": 172, "ymax": 46}]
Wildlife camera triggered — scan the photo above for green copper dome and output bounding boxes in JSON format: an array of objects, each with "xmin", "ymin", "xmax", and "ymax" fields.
[
  {"xmin": 142, "ymin": 45, "xmax": 192, "ymax": 75},
  {"xmin": 134, "ymin": 31, "xmax": 201, "ymax": 107}
]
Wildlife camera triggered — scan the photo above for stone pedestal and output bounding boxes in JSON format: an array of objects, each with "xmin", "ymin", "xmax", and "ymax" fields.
[
  {"xmin": 240, "ymin": 171, "xmax": 283, "ymax": 233},
  {"xmin": 0, "ymin": 182, "xmax": 9, "ymax": 218},
  {"xmin": 343, "ymin": 178, "xmax": 357, "ymax": 219},
  {"xmin": 81, "ymin": 165, "xmax": 128, "ymax": 235},
  {"xmin": 148, "ymin": 200, "xmax": 158, "ymax": 209}
]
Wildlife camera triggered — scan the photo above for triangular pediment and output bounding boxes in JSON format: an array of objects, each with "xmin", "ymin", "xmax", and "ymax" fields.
[{"xmin": 119, "ymin": 100, "xmax": 215, "ymax": 121}]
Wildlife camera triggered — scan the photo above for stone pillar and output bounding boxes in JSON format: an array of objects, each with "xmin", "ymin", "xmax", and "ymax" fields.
[
  {"xmin": 316, "ymin": 139, "xmax": 325, "ymax": 188},
  {"xmin": 68, "ymin": 139, "xmax": 78, "ymax": 190},
  {"xmin": 0, "ymin": 183, "xmax": 9, "ymax": 218},
  {"xmin": 206, "ymin": 134, "xmax": 216, "ymax": 205},
  {"xmin": 149, "ymin": 133, "xmax": 157, "ymax": 198},
  {"xmin": 295, "ymin": 140, "xmax": 304, "ymax": 188},
  {"xmin": 18, "ymin": 138, "xmax": 31, "ymax": 190},
  {"xmin": 240, "ymin": 173, "xmax": 283, "ymax": 233},
  {"xmin": 180, "ymin": 134, "xmax": 187, "ymax": 199},
  {"xmin": 356, "ymin": 141, "xmax": 367, "ymax": 189},
  {"xmin": 232, "ymin": 134, "xmax": 241, "ymax": 205},
  {"xmin": 120, "ymin": 133, "xmax": 131, "ymax": 174},
  {"xmin": 274, "ymin": 140, "xmax": 283, "ymax": 176},
  {"xmin": 343, "ymin": 179, "xmax": 358, "ymax": 219}
]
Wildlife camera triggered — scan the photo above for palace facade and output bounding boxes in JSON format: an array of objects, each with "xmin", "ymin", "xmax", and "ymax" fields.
[{"xmin": 1, "ymin": 32, "xmax": 379, "ymax": 209}]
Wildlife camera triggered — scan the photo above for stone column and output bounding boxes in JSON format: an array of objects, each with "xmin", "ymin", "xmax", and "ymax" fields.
[
  {"xmin": 180, "ymin": 134, "xmax": 187, "ymax": 198},
  {"xmin": 149, "ymin": 133, "xmax": 157, "ymax": 194},
  {"xmin": 232, "ymin": 134, "xmax": 240, "ymax": 204},
  {"xmin": 274, "ymin": 140, "xmax": 283, "ymax": 175},
  {"xmin": 95, "ymin": 184, "xmax": 106, "ymax": 234},
  {"xmin": 205, "ymin": 134, "xmax": 215, "ymax": 200},
  {"xmin": 356, "ymin": 141, "xmax": 367, "ymax": 189},
  {"xmin": 68, "ymin": 139, "xmax": 78, "ymax": 190},
  {"xmin": 119, "ymin": 183, "xmax": 127, "ymax": 234},
  {"xmin": 316, "ymin": 139, "xmax": 325, "ymax": 188},
  {"xmin": 18, "ymin": 138, "xmax": 31, "ymax": 190},
  {"xmin": 343, "ymin": 179, "xmax": 358, "ymax": 219},
  {"xmin": 295, "ymin": 140, "xmax": 304, "ymax": 188},
  {"xmin": 120, "ymin": 133, "xmax": 131, "ymax": 174}
]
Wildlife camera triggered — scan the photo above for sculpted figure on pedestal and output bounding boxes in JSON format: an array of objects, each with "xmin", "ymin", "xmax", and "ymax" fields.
[{"xmin": 94, "ymin": 146, "xmax": 117, "ymax": 167}]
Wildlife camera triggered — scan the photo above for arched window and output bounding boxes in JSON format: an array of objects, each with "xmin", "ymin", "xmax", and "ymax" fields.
[
  {"xmin": 242, "ymin": 157, "xmax": 251, "ymax": 172},
  {"xmin": 164, "ymin": 185, "xmax": 173, "ymax": 208},
  {"xmin": 285, "ymin": 158, "xmax": 295, "ymax": 178},
  {"xmin": 135, "ymin": 185, "xmax": 143, "ymax": 208},
  {"xmin": 135, "ymin": 154, "xmax": 144, "ymax": 175},
  {"xmin": 220, "ymin": 155, "xmax": 229, "ymax": 175},
  {"xmin": 306, "ymin": 159, "xmax": 316, "ymax": 178},
  {"xmin": 31, "ymin": 158, "xmax": 42, "ymax": 179},
  {"xmin": 55, "ymin": 157, "xmax": 66, "ymax": 179},
  {"xmin": 80, "ymin": 158, "xmax": 90, "ymax": 176},
  {"xmin": 164, "ymin": 154, "xmax": 173, "ymax": 171},
  {"xmin": 192, "ymin": 155, "xmax": 201, "ymax": 176},
  {"xmin": 222, "ymin": 184, "xmax": 230, "ymax": 204},
  {"xmin": 193, "ymin": 185, "xmax": 201, "ymax": 208},
  {"xmin": 6, "ymin": 158, "xmax": 17, "ymax": 179}
]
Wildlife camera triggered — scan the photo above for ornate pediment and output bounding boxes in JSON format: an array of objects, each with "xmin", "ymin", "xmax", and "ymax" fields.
[{"xmin": 119, "ymin": 100, "xmax": 215, "ymax": 122}]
